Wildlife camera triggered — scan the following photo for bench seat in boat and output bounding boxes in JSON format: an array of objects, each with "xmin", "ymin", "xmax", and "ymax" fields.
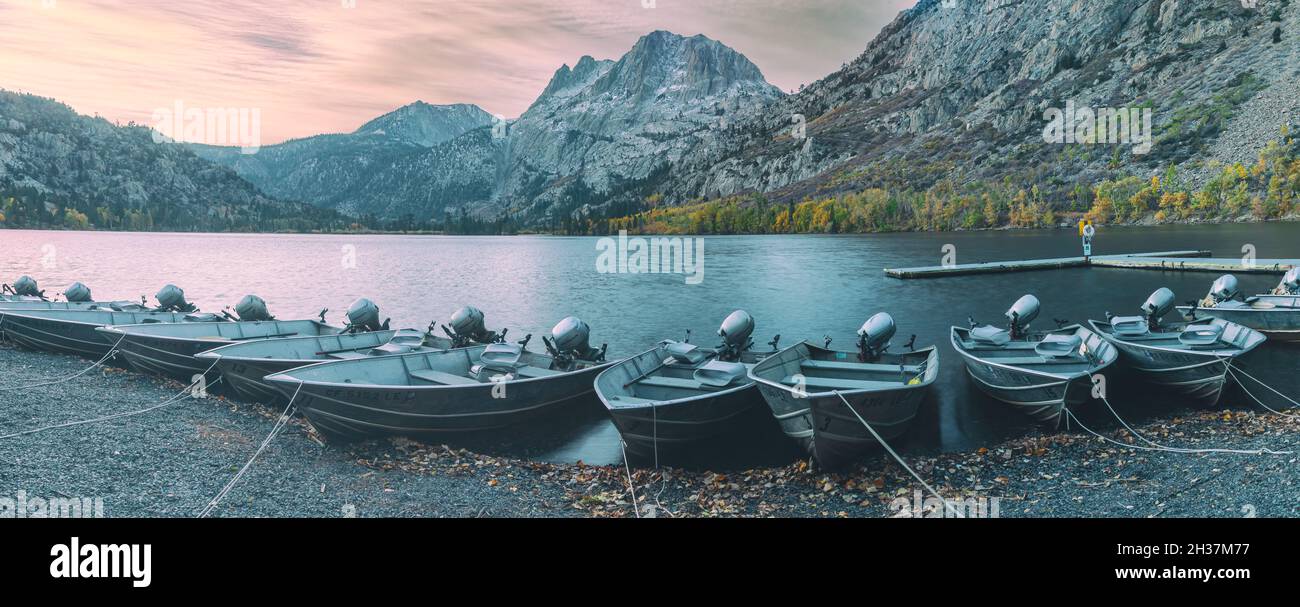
[
  {"xmin": 800, "ymin": 360, "xmax": 923, "ymax": 373},
  {"xmin": 780, "ymin": 375, "xmax": 900, "ymax": 391},
  {"xmin": 409, "ymin": 369, "xmax": 480, "ymax": 385}
]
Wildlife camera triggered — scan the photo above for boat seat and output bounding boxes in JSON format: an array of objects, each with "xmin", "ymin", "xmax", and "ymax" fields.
[
  {"xmin": 981, "ymin": 356, "xmax": 1052, "ymax": 365},
  {"xmin": 801, "ymin": 360, "xmax": 923, "ymax": 373},
  {"xmin": 694, "ymin": 361, "xmax": 748, "ymax": 387},
  {"xmin": 970, "ymin": 326, "xmax": 1011, "ymax": 346},
  {"xmin": 1035, "ymin": 334, "xmax": 1081, "ymax": 358},
  {"xmin": 608, "ymin": 395, "xmax": 658, "ymax": 406},
  {"xmin": 636, "ymin": 376, "xmax": 714, "ymax": 391},
  {"xmin": 409, "ymin": 369, "xmax": 480, "ymax": 386},
  {"xmin": 327, "ymin": 351, "xmax": 370, "ymax": 360},
  {"xmin": 514, "ymin": 366, "xmax": 562, "ymax": 378},
  {"xmin": 1110, "ymin": 316, "xmax": 1150, "ymax": 337},
  {"xmin": 1179, "ymin": 323, "xmax": 1224, "ymax": 347},
  {"xmin": 780, "ymin": 375, "xmax": 900, "ymax": 391},
  {"xmin": 664, "ymin": 341, "xmax": 708, "ymax": 364}
]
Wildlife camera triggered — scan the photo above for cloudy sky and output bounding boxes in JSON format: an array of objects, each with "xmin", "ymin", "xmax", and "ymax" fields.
[{"xmin": 0, "ymin": 0, "xmax": 915, "ymax": 143}]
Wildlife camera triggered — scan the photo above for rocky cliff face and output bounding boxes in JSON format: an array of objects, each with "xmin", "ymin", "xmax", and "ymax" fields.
[
  {"xmin": 198, "ymin": 31, "xmax": 783, "ymax": 222},
  {"xmin": 649, "ymin": 0, "xmax": 1299, "ymax": 209},
  {"xmin": 500, "ymin": 31, "xmax": 783, "ymax": 221}
]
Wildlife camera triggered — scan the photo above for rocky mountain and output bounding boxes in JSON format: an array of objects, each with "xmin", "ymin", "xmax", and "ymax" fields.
[
  {"xmin": 189, "ymin": 102, "xmax": 494, "ymax": 214},
  {"xmin": 0, "ymin": 90, "xmax": 347, "ymax": 231},
  {"xmin": 639, "ymin": 0, "xmax": 1300, "ymax": 215},
  {"xmin": 354, "ymin": 102, "xmax": 495, "ymax": 147},
  {"xmin": 199, "ymin": 31, "xmax": 784, "ymax": 223},
  {"xmin": 498, "ymin": 31, "xmax": 783, "ymax": 222}
]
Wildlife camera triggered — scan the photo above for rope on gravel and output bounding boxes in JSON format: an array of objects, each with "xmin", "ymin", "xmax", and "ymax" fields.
[
  {"xmin": 197, "ymin": 382, "xmax": 301, "ymax": 518},
  {"xmin": 1227, "ymin": 363, "xmax": 1300, "ymax": 420},
  {"xmin": 834, "ymin": 391, "xmax": 962, "ymax": 517},
  {"xmin": 617, "ymin": 438, "xmax": 641, "ymax": 519},
  {"xmin": 1068, "ymin": 400, "xmax": 1292, "ymax": 456},
  {"xmin": 0, "ymin": 334, "xmax": 126, "ymax": 391},
  {"xmin": 0, "ymin": 363, "xmax": 219, "ymax": 441}
]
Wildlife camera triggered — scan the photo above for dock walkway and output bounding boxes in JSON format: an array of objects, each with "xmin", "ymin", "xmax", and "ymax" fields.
[{"xmin": 884, "ymin": 250, "xmax": 1300, "ymax": 279}]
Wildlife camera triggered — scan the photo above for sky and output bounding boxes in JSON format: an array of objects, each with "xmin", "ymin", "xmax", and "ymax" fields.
[{"xmin": 0, "ymin": 0, "xmax": 915, "ymax": 144}]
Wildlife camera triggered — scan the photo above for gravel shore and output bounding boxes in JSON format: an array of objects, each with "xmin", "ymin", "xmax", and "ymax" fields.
[{"xmin": 2, "ymin": 344, "xmax": 1297, "ymax": 518}]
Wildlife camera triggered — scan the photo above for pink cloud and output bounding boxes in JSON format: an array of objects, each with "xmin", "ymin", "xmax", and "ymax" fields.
[{"xmin": 0, "ymin": 0, "xmax": 915, "ymax": 143}]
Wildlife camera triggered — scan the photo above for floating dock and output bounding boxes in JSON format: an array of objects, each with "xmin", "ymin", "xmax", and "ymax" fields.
[{"xmin": 883, "ymin": 250, "xmax": 1298, "ymax": 279}]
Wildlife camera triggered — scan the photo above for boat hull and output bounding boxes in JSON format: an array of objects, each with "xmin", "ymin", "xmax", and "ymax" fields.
[
  {"xmin": 1090, "ymin": 319, "xmax": 1264, "ymax": 404},
  {"xmin": 595, "ymin": 346, "xmax": 766, "ymax": 455},
  {"xmin": 749, "ymin": 343, "xmax": 939, "ymax": 469},
  {"xmin": 0, "ymin": 314, "xmax": 118, "ymax": 358},
  {"xmin": 1101, "ymin": 340, "xmax": 1234, "ymax": 401},
  {"xmin": 955, "ymin": 357, "xmax": 1092, "ymax": 427},
  {"xmin": 1177, "ymin": 305, "xmax": 1300, "ymax": 343},
  {"xmin": 606, "ymin": 385, "xmax": 762, "ymax": 456},
  {"xmin": 213, "ymin": 358, "xmax": 302, "ymax": 404},
  {"xmin": 755, "ymin": 379, "xmax": 930, "ymax": 469},
  {"xmin": 276, "ymin": 362, "xmax": 613, "ymax": 441},
  {"xmin": 109, "ymin": 333, "xmax": 226, "ymax": 383}
]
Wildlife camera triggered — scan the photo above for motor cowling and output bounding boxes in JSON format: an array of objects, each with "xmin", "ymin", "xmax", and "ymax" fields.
[
  {"xmin": 551, "ymin": 316, "xmax": 591, "ymax": 354},
  {"xmin": 1005, "ymin": 295, "xmax": 1040, "ymax": 330},
  {"xmin": 858, "ymin": 312, "xmax": 896, "ymax": 353},
  {"xmin": 234, "ymin": 294, "xmax": 274, "ymax": 321},
  {"xmin": 1208, "ymin": 274, "xmax": 1239, "ymax": 302},
  {"xmin": 64, "ymin": 282, "xmax": 92, "ymax": 302},
  {"xmin": 449, "ymin": 306, "xmax": 487, "ymax": 338},
  {"xmin": 346, "ymin": 298, "xmax": 387, "ymax": 332},
  {"xmin": 155, "ymin": 284, "xmax": 196, "ymax": 312},
  {"xmin": 12, "ymin": 275, "xmax": 40, "ymax": 297},
  {"xmin": 1142, "ymin": 288, "xmax": 1176, "ymax": 322},
  {"xmin": 717, "ymin": 310, "xmax": 755, "ymax": 351},
  {"xmin": 1279, "ymin": 268, "xmax": 1300, "ymax": 295}
]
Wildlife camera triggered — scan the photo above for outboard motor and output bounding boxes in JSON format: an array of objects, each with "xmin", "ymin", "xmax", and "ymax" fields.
[
  {"xmin": 1005, "ymin": 295, "xmax": 1040, "ymax": 340},
  {"xmin": 63, "ymin": 282, "xmax": 92, "ymax": 303},
  {"xmin": 345, "ymin": 298, "xmax": 389, "ymax": 333},
  {"xmin": 233, "ymin": 294, "xmax": 274, "ymax": 321},
  {"xmin": 6, "ymin": 275, "xmax": 46, "ymax": 299},
  {"xmin": 1277, "ymin": 268, "xmax": 1300, "ymax": 295},
  {"xmin": 1142, "ymin": 287, "xmax": 1176, "ymax": 328},
  {"xmin": 857, "ymin": 312, "xmax": 896, "ymax": 362},
  {"xmin": 441, "ymin": 306, "xmax": 504, "ymax": 347},
  {"xmin": 717, "ymin": 310, "xmax": 756, "ymax": 362},
  {"xmin": 1207, "ymin": 274, "xmax": 1240, "ymax": 304},
  {"xmin": 544, "ymin": 316, "xmax": 606, "ymax": 370},
  {"xmin": 155, "ymin": 284, "xmax": 197, "ymax": 312}
]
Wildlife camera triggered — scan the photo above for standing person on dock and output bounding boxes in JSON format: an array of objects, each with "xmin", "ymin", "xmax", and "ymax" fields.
[{"xmin": 1079, "ymin": 220, "xmax": 1096, "ymax": 261}]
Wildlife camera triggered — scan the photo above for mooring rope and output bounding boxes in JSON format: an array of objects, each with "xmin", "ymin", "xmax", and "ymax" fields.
[
  {"xmin": 197, "ymin": 381, "xmax": 302, "ymax": 518},
  {"xmin": 1230, "ymin": 370, "xmax": 1298, "ymax": 420},
  {"xmin": 1226, "ymin": 363, "xmax": 1300, "ymax": 418},
  {"xmin": 0, "ymin": 334, "xmax": 127, "ymax": 391},
  {"xmin": 833, "ymin": 391, "xmax": 962, "ymax": 517},
  {"xmin": 651, "ymin": 397, "xmax": 660, "ymax": 470},
  {"xmin": 617, "ymin": 437, "xmax": 642, "ymax": 519},
  {"xmin": 0, "ymin": 363, "xmax": 220, "ymax": 441},
  {"xmin": 1068, "ymin": 399, "xmax": 1291, "ymax": 456},
  {"xmin": 1096, "ymin": 394, "xmax": 1289, "ymax": 455}
]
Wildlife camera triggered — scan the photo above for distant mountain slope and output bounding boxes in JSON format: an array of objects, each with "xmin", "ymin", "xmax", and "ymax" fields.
[
  {"xmin": 189, "ymin": 101, "xmax": 495, "ymax": 213},
  {"xmin": 640, "ymin": 0, "xmax": 1300, "ymax": 221},
  {"xmin": 198, "ymin": 31, "xmax": 784, "ymax": 223},
  {"xmin": 0, "ymin": 90, "xmax": 346, "ymax": 231},
  {"xmin": 355, "ymin": 102, "xmax": 495, "ymax": 147}
]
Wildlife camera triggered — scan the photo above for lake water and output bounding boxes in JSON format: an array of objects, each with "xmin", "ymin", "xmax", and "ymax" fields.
[{"xmin": 2, "ymin": 224, "xmax": 1297, "ymax": 467}]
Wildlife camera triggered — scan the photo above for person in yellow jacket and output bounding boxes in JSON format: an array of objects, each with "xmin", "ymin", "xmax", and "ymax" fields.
[{"xmin": 1079, "ymin": 220, "xmax": 1095, "ymax": 259}]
